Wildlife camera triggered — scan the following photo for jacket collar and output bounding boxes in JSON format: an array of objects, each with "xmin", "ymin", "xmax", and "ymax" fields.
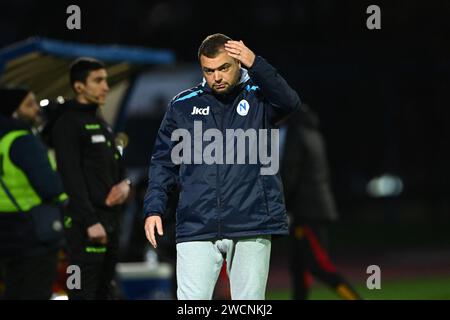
[{"xmin": 66, "ymin": 99, "xmax": 99, "ymax": 113}]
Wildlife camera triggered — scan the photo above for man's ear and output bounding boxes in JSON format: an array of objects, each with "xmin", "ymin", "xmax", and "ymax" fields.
[{"xmin": 73, "ymin": 81, "xmax": 84, "ymax": 94}]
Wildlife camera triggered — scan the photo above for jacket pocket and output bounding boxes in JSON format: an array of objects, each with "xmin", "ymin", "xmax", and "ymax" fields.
[{"xmin": 176, "ymin": 184, "xmax": 201, "ymax": 226}]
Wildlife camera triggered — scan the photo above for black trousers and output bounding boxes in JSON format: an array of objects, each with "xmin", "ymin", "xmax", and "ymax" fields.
[
  {"xmin": 0, "ymin": 249, "xmax": 58, "ymax": 300},
  {"xmin": 290, "ymin": 224, "xmax": 345, "ymax": 299},
  {"xmin": 65, "ymin": 222, "xmax": 119, "ymax": 300}
]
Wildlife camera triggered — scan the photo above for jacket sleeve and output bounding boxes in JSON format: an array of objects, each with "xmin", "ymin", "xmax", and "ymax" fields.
[
  {"xmin": 10, "ymin": 134, "xmax": 66, "ymax": 203},
  {"xmin": 247, "ymin": 56, "xmax": 301, "ymax": 125},
  {"xmin": 52, "ymin": 118, "xmax": 99, "ymax": 227},
  {"xmin": 143, "ymin": 102, "xmax": 180, "ymax": 218}
]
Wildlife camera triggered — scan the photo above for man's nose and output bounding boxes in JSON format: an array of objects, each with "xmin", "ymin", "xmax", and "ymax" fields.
[
  {"xmin": 103, "ymin": 82, "xmax": 110, "ymax": 92},
  {"xmin": 214, "ymin": 71, "xmax": 222, "ymax": 82}
]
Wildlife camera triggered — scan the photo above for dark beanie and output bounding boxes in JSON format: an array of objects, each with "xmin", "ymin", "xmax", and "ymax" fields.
[{"xmin": 0, "ymin": 88, "xmax": 30, "ymax": 117}]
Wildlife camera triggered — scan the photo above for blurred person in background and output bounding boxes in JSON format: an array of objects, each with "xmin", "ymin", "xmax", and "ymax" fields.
[
  {"xmin": 280, "ymin": 104, "xmax": 361, "ymax": 300},
  {"xmin": 0, "ymin": 87, "xmax": 67, "ymax": 299},
  {"xmin": 47, "ymin": 58, "xmax": 131, "ymax": 299}
]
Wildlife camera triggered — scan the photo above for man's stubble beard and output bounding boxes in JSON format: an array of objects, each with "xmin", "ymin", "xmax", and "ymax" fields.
[{"xmin": 213, "ymin": 71, "xmax": 240, "ymax": 96}]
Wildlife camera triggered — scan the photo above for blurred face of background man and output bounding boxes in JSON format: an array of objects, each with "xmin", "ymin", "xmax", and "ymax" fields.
[
  {"xmin": 200, "ymin": 50, "xmax": 241, "ymax": 95},
  {"xmin": 13, "ymin": 92, "xmax": 40, "ymax": 125},
  {"xmin": 74, "ymin": 69, "xmax": 110, "ymax": 105}
]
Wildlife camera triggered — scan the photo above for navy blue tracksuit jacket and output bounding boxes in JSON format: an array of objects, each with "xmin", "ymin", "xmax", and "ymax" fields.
[{"xmin": 144, "ymin": 56, "xmax": 301, "ymax": 243}]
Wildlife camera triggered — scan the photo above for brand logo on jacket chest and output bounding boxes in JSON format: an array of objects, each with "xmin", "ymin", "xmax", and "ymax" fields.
[
  {"xmin": 237, "ymin": 99, "xmax": 250, "ymax": 116},
  {"xmin": 191, "ymin": 106, "xmax": 210, "ymax": 115}
]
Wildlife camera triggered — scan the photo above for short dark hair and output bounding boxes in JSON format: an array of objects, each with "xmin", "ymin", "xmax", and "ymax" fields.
[
  {"xmin": 198, "ymin": 33, "xmax": 232, "ymax": 60},
  {"xmin": 69, "ymin": 57, "xmax": 106, "ymax": 90}
]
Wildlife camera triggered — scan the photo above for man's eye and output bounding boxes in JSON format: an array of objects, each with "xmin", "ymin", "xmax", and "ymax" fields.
[
  {"xmin": 205, "ymin": 70, "xmax": 213, "ymax": 74},
  {"xmin": 221, "ymin": 66, "xmax": 230, "ymax": 71}
]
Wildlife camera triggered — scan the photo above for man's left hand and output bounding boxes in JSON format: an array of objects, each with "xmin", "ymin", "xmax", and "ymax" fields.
[
  {"xmin": 224, "ymin": 40, "xmax": 256, "ymax": 68},
  {"xmin": 105, "ymin": 179, "xmax": 131, "ymax": 206}
]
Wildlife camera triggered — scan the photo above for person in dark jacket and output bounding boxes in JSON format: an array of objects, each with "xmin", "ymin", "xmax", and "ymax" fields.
[
  {"xmin": 280, "ymin": 104, "xmax": 361, "ymax": 300},
  {"xmin": 49, "ymin": 58, "xmax": 131, "ymax": 299},
  {"xmin": 0, "ymin": 87, "xmax": 67, "ymax": 299},
  {"xmin": 144, "ymin": 34, "xmax": 301, "ymax": 300}
]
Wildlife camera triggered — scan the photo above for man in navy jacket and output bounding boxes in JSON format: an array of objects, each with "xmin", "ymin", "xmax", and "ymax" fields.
[{"xmin": 144, "ymin": 33, "xmax": 301, "ymax": 300}]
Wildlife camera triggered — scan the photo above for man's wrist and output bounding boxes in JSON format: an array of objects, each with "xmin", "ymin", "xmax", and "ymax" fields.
[
  {"xmin": 248, "ymin": 55, "xmax": 261, "ymax": 70},
  {"xmin": 87, "ymin": 221, "xmax": 101, "ymax": 229},
  {"xmin": 145, "ymin": 212, "xmax": 162, "ymax": 220}
]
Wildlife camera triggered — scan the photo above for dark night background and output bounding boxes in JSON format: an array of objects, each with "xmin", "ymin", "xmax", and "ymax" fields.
[{"xmin": 2, "ymin": 0, "xmax": 450, "ymax": 272}]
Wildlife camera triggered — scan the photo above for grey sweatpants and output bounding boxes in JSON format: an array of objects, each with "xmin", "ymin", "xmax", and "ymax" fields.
[{"xmin": 176, "ymin": 235, "xmax": 272, "ymax": 300}]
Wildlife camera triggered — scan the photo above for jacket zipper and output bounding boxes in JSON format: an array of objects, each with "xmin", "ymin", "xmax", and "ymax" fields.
[
  {"xmin": 216, "ymin": 105, "xmax": 223, "ymax": 238},
  {"xmin": 216, "ymin": 92, "xmax": 246, "ymax": 238}
]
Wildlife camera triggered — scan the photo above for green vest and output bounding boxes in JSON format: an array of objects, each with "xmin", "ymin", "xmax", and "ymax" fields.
[{"xmin": 0, "ymin": 130, "xmax": 66, "ymax": 213}]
